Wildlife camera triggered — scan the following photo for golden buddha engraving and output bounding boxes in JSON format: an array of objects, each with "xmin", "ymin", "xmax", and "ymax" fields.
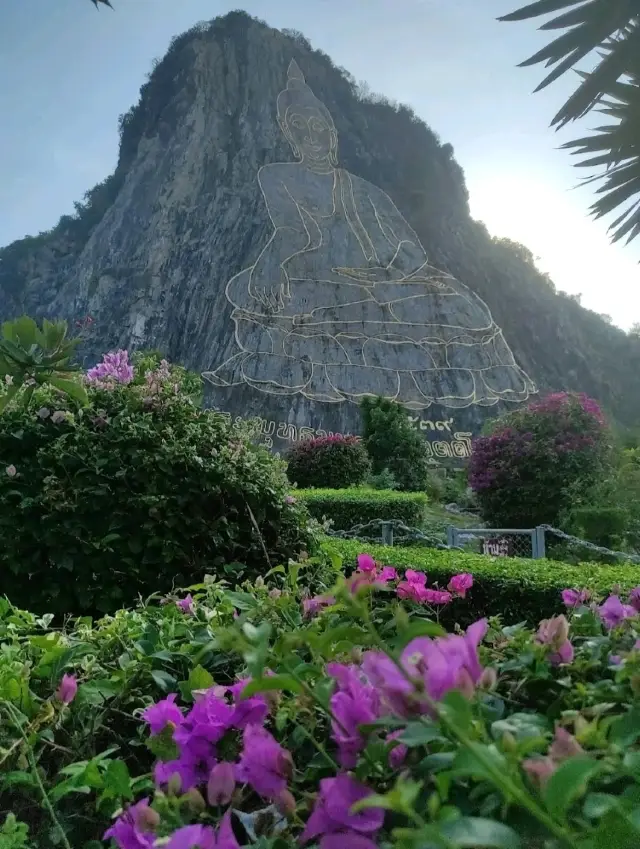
[{"xmin": 203, "ymin": 60, "xmax": 536, "ymax": 410}]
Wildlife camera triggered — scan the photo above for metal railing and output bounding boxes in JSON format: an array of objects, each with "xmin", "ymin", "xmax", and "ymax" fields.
[{"xmin": 447, "ymin": 526, "xmax": 546, "ymax": 559}]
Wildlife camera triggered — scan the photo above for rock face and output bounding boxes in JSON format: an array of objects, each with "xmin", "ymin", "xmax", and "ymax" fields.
[{"xmin": 2, "ymin": 11, "xmax": 639, "ymax": 460}]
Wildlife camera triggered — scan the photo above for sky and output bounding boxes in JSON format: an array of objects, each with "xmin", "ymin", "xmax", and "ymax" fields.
[{"xmin": 0, "ymin": 0, "xmax": 638, "ymax": 328}]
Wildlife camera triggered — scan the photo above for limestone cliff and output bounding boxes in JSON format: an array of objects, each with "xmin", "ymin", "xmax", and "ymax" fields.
[{"xmin": 1, "ymin": 11, "xmax": 639, "ymax": 459}]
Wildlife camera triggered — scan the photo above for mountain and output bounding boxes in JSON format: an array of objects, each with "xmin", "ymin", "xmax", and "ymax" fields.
[{"xmin": 1, "ymin": 10, "xmax": 639, "ymax": 460}]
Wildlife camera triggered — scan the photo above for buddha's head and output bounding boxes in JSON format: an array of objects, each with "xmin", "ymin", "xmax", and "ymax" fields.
[{"xmin": 277, "ymin": 60, "xmax": 338, "ymax": 169}]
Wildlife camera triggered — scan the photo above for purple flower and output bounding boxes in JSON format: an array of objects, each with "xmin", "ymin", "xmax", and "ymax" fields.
[
  {"xmin": 327, "ymin": 663, "xmax": 381, "ymax": 767},
  {"xmin": 423, "ymin": 589, "xmax": 453, "ymax": 606},
  {"xmin": 228, "ymin": 678, "xmax": 270, "ymax": 729},
  {"xmin": 236, "ymin": 724, "xmax": 293, "ymax": 800},
  {"xmin": 397, "ymin": 569, "xmax": 428, "ymax": 603},
  {"xmin": 378, "ymin": 566, "xmax": 398, "ymax": 583},
  {"xmin": 103, "ymin": 798, "xmax": 157, "ymax": 849},
  {"xmin": 536, "ymin": 615, "xmax": 574, "ymax": 666},
  {"xmin": 176, "ymin": 595, "xmax": 195, "ymax": 615},
  {"xmin": 300, "ymin": 775, "xmax": 384, "ymax": 849},
  {"xmin": 599, "ymin": 595, "xmax": 636, "ymax": 630},
  {"xmin": 386, "ymin": 730, "xmax": 408, "ymax": 770},
  {"xmin": 561, "ymin": 588, "xmax": 591, "ymax": 608},
  {"xmin": 303, "ymin": 595, "xmax": 335, "ymax": 618},
  {"xmin": 142, "ymin": 694, "xmax": 183, "ymax": 736},
  {"xmin": 629, "ymin": 587, "xmax": 640, "ymax": 612},
  {"xmin": 448, "ymin": 573, "xmax": 473, "ymax": 598},
  {"xmin": 55, "ymin": 674, "xmax": 78, "ymax": 705},
  {"xmin": 357, "ymin": 553, "xmax": 377, "ymax": 574},
  {"xmin": 165, "ymin": 814, "xmax": 239, "ymax": 849},
  {"xmin": 207, "ymin": 761, "xmax": 236, "ymax": 805},
  {"xmin": 87, "ymin": 349, "xmax": 134, "ymax": 385}
]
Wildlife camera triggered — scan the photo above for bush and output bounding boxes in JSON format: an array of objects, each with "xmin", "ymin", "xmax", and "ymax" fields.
[
  {"xmin": 365, "ymin": 467, "xmax": 399, "ymax": 490},
  {"xmin": 286, "ymin": 434, "xmax": 371, "ymax": 489},
  {"xmin": 567, "ymin": 505, "xmax": 629, "ymax": 548},
  {"xmin": 327, "ymin": 537, "xmax": 640, "ymax": 625},
  {"xmin": 360, "ymin": 396, "xmax": 430, "ymax": 491},
  {"xmin": 5, "ymin": 546, "xmax": 640, "ymax": 849},
  {"xmin": 296, "ymin": 487, "xmax": 428, "ymax": 530},
  {"xmin": 0, "ymin": 352, "xmax": 312, "ymax": 617},
  {"xmin": 469, "ymin": 392, "xmax": 612, "ymax": 527}
]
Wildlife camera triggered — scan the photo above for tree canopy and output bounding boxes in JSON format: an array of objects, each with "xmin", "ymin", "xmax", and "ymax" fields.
[{"xmin": 500, "ymin": 0, "xmax": 640, "ymax": 246}]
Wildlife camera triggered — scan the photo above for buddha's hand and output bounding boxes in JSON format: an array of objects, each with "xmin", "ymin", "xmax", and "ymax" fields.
[
  {"xmin": 248, "ymin": 272, "xmax": 291, "ymax": 312},
  {"xmin": 333, "ymin": 266, "xmax": 403, "ymax": 284}
]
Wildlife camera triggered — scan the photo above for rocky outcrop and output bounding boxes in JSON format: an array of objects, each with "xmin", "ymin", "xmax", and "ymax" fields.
[{"xmin": 1, "ymin": 11, "xmax": 639, "ymax": 459}]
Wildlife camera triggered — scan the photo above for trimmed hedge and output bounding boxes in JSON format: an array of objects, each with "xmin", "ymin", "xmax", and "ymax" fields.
[
  {"xmin": 296, "ymin": 488, "xmax": 428, "ymax": 530},
  {"xmin": 326, "ymin": 538, "xmax": 640, "ymax": 625}
]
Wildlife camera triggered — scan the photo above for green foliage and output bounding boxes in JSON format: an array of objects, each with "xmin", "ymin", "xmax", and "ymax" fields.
[
  {"xmin": 500, "ymin": 0, "xmax": 640, "ymax": 245},
  {"xmin": 470, "ymin": 393, "xmax": 613, "ymax": 527},
  {"xmin": 365, "ymin": 467, "xmax": 399, "ymax": 491},
  {"xmin": 0, "ymin": 359, "xmax": 312, "ymax": 617},
  {"xmin": 286, "ymin": 435, "xmax": 371, "ymax": 489},
  {"xmin": 360, "ymin": 396, "xmax": 430, "ymax": 492},
  {"xmin": 297, "ymin": 488, "xmax": 428, "ymax": 531},
  {"xmin": 0, "ymin": 317, "xmax": 87, "ymax": 413},
  {"xmin": 567, "ymin": 505, "xmax": 629, "ymax": 548},
  {"xmin": 328, "ymin": 538, "xmax": 640, "ymax": 625}
]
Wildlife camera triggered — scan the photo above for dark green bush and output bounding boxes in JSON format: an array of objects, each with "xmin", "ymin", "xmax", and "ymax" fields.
[
  {"xmin": 327, "ymin": 538, "xmax": 640, "ymax": 625},
  {"xmin": 360, "ymin": 396, "xmax": 430, "ymax": 491},
  {"xmin": 568, "ymin": 505, "xmax": 629, "ymax": 548},
  {"xmin": 286, "ymin": 435, "xmax": 371, "ymax": 489},
  {"xmin": 0, "ymin": 355, "xmax": 312, "ymax": 617},
  {"xmin": 297, "ymin": 487, "xmax": 427, "ymax": 530}
]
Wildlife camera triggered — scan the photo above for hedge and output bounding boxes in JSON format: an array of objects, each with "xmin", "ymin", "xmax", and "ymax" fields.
[
  {"xmin": 326, "ymin": 538, "xmax": 640, "ymax": 625},
  {"xmin": 296, "ymin": 488, "xmax": 428, "ymax": 531}
]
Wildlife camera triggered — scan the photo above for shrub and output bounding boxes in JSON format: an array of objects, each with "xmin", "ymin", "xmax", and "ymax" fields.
[
  {"xmin": 4, "ymin": 548, "xmax": 640, "ymax": 849},
  {"xmin": 286, "ymin": 434, "xmax": 371, "ymax": 489},
  {"xmin": 567, "ymin": 505, "xmax": 629, "ymax": 548},
  {"xmin": 0, "ymin": 352, "xmax": 312, "ymax": 617},
  {"xmin": 469, "ymin": 392, "xmax": 612, "ymax": 527},
  {"xmin": 360, "ymin": 396, "xmax": 430, "ymax": 491},
  {"xmin": 365, "ymin": 467, "xmax": 399, "ymax": 490},
  {"xmin": 297, "ymin": 487, "xmax": 428, "ymax": 530},
  {"xmin": 327, "ymin": 538, "xmax": 640, "ymax": 625}
]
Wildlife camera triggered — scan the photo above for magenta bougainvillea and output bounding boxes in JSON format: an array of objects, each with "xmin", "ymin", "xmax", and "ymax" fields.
[
  {"xmin": 469, "ymin": 392, "xmax": 611, "ymax": 527},
  {"xmin": 286, "ymin": 434, "xmax": 371, "ymax": 489}
]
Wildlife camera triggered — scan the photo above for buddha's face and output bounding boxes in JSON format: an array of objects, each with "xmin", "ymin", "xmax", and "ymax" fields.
[{"xmin": 286, "ymin": 106, "xmax": 334, "ymax": 163}]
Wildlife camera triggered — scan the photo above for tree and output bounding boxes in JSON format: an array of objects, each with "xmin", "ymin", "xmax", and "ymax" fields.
[{"xmin": 500, "ymin": 0, "xmax": 640, "ymax": 246}]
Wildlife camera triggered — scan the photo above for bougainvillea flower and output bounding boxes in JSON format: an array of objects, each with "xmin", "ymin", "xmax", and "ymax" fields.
[
  {"xmin": 176, "ymin": 595, "xmax": 195, "ymax": 615},
  {"xmin": 598, "ymin": 595, "xmax": 636, "ymax": 630},
  {"xmin": 448, "ymin": 573, "xmax": 473, "ymax": 598},
  {"xmin": 300, "ymin": 775, "xmax": 384, "ymax": 849},
  {"xmin": 522, "ymin": 756, "xmax": 557, "ymax": 788},
  {"xmin": 142, "ymin": 694, "xmax": 183, "ymax": 736},
  {"xmin": 386, "ymin": 730, "xmax": 408, "ymax": 769},
  {"xmin": 357, "ymin": 553, "xmax": 377, "ymax": 574},
  {"xmin": 166, "ymin": 825, "xmax": 216, "ymax": 849},
  {"xmin": 396, "ymin": 569, "xmax": 428, "ymax": 603},
  {"xmin": 561, "ymin": 588, "xmax": 590, "ymax": 608},
  {"xmin": 103, "ymin": 798, "xmax": 157, "ymax": 849},
  {"xmin": 378, "ymin": 566, "xmax": 398, "ymax": 583},
  {"xmin": 423, "ymin": 589, "xmax": 453, "ymax": 605},
  {"xmin": 536, "ymin": 615, "xmax": 574, "ymax": 666},
  {"xmin": 236, "ymin": 724, "xmax": 293, "ymax": 800},
  {"xmin": 548, "ymin": 727, "xmax": 583, "ymax": 762},
  {"xmin": 55, "ymin": 673, "xmax": 78, "ymax": 705},
  {"xmin": 327, "ymin": 663, "xmax": 381, "ymax": 767},
  {"xmin": 362, "ymin": 651, "xmax": 415, "ymax": 717},
  {"xmin": 86, "ymin": 349, "xmax": 134, "ymax": 385},
  {"xmin": 153, "ymin": 753, "xmax": 204, "ymax": 793},
  {"xmin": 303, "ymin": 595, "xmax": 335, "ymax": 617},
  {"xmin": 228, "ymin": 679, "xmax": 270, "ymax": 729},
  {"xmin": 629, "ymin": 587, "xmax": 640, "ymax": 612}
]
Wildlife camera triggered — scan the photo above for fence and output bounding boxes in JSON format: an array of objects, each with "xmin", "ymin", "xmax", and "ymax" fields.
[{"xmin": 325, "ymin": 518, "xmax": 640, "ymax": 564}]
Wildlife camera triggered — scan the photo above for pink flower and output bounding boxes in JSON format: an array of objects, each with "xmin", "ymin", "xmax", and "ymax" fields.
[
  {"xmin": 536, "ymin": 615, "xmax": 574, "ymax": 666},
  {"xmin": 357, "ymin": 553, "xmax": 377, "ymax": 574},
  {"xmin": 303, "ymin": 595, "xmax": 335, "ymax": 618},
  {"xmin": 386, "ymin": 730, "xmax": 408, "ymax": 769},
  {"xmin": 236, "ymin": 725, "xmax": 293, "ymax": 800},
  {"xmin": 5, "ymin": 465, "xmax": 17, "ymax": 478},
  {"xmin": 523, "ymin": 757, "xmax": 556, "ymax": 788},
  {"xmin": 165, "ymin": 813, "xmax": 239, "ymax": 849},
  {"xmin": 327, "ymin": 663, "xmax": 381, "ymax": 767},
  {"xmin": 103, "ymin": 798, "xmax": 157, "ymax": 848},
  {"xmin": 599, "ymin": 595, "xmax": 636, "ymax": 630},
  {"xmin": 548, "ymin": 727, "xmax": 583, "ymax": 762},
  {"xmin": 176, "ymin": 595, "xmax": 195, "ymax": 615},
  {"xmin": 207, "ymin": 761, "xmax": 236, "ymax": 806},
  {"xmin": 285, "ymin": 495, "xmax": 296, "ymax": 505},
  {"xmin": 423, "ymin": 589, "xmax": 453, "ymax": 605},
  {"xmin": 55, "ymin": 674, "xmax": 78, "ymax": 705},
  {"xmin": 378, "ymin": 566, "xmax": 398, "ymax": 583},
  {"xmin": 142, "ymin": 694, "xmax": 183, "ymax": 735},
  {"xmin": 448, "ymin": 573, "xmax": 473, "ymax": 598},
  {"xmin": 629, "ymin": 587, "xmax": 640, "ymax": 612},
  {"xmin": 300, "ymin": 775, "xmax": 384, "ymax": 849},
  {"xmin": 561, "ymin": 588, "xmax": 590, "ymax": 608},
  {"xmin": 397, "ymin": 569, "xmax": 428, "ymax": 603},
  {"xmin": 87, "ymin": 349, "xmax": 134, "ymax": 385}
]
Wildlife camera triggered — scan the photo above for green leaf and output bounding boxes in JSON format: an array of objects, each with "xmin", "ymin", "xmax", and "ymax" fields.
[
  {"xmin": 48, "ymin": 376, "xmax": 89, "ymax": 405},
  {"xmin": 7, "ymin": 316, "xmax": 38, "ymax": 349},
  {"xmin": 186, "ymin": 664, "xmax": 214, "ymax": 693},
  {"xmin": 439, "ymin": 817, "xmax": 521, "ymax": 848},
  {"xmin": 543, "ymin": 757, "xmax": 600, "ymax": 818},
  {"xmin": 611, "ymin": 705, "xmax": 640, "ymax": 747},
  {"xmin": 399, "ymin": 721, "xmax": 444, "ymax": 748},
  {"xmin": 225, "ymin": 590, "xmax": 258, "ymax": 611},
  {"xmin": 150, "ymin": 669, "xmax": 177, "ymax": 692},
  {"xmin": 146, "ymin": 724, "xmax": 179, "ymax": 762},
  {"xmin": 440, "ymin": 689, "xmax": 473, "ymax": 732},
  {"xmin": 0, "ymin": 383, "xmax": 20, "ymax": 413},
  {"xmin": 103, "ymin": 760, "xmax": 133, "ymax": 800},
  {"xmin": 395, "ymin": 618, "xmax": 447, "ymax": 645},
  {"xmin": 240, "ymin": 674, "xmax": 302, "ymax": 698},
  {"xmin": 451, "ymin": 743, "xmax": 508, "ymax": 782}
]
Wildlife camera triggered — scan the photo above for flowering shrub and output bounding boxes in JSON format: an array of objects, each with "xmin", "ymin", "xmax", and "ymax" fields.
[
  {"xmin": 0, "ymin": 351, "xmax": 311, "ymax": 616},
  {"xmin": 5, "ymin": 549, "xmax": 640, "ymax": 848},
  {"xmin": 469, "ymin": 392, "xmax": 612, "ymax": 527},
  {"xmin": 286, "ymin": 435, "xmax": 371, "ymax": 489}
]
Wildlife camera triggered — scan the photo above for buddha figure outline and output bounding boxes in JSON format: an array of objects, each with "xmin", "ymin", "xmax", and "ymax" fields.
[{"xmin": 203, "ymin": 59, "xmax": 536, "ymax": 410}]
